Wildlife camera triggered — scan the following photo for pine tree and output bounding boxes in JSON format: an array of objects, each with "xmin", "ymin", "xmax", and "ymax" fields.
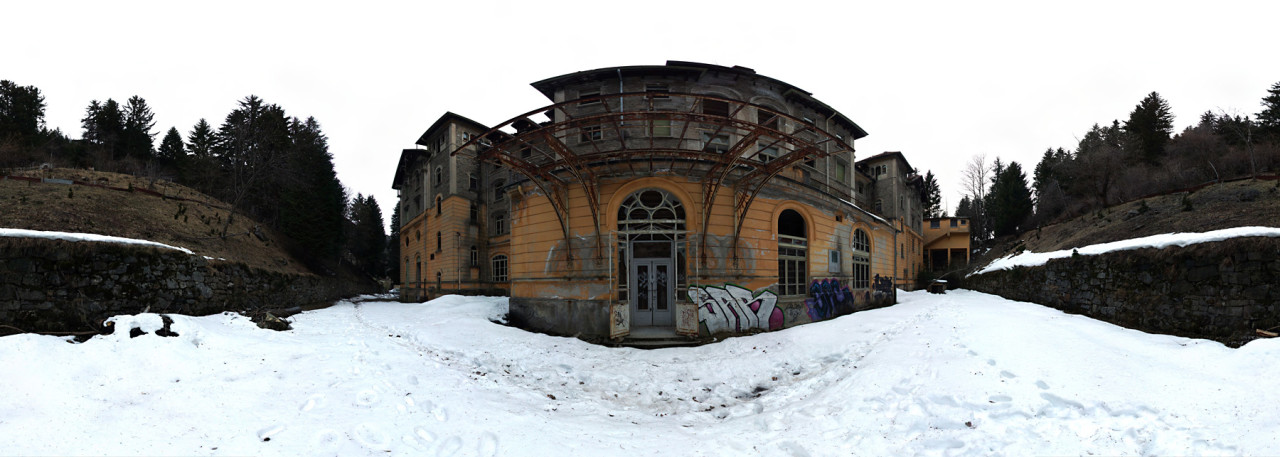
[
  {"xmin": 0, "ymin": 80, "xmax": 47, "ymax": 146},
  {"xmin": 122, "ymin": 96, "xmax": 157, "ymax": 161},
  {"xmin": 1069, "ymin": 122, "xmax": 1125, "ymax": 205},
  {"xmin": 1032, "ymin": 147, "xmax": 1071, "ymax": 221},
  {"xmin": 214, "ymin": 95, "xmax": 291, "ymax": 231},
  {"xmin": 348, "ymin": 194, "xmax": 387, "ymax": 277},
  {"xmin": 954, "ymin": 196, "xmax": 976, "ymax": 231},
  {"xmin": 80, "ymin": 100, "xmax": 102, "ymax": 144},
  {"xmin": 986, "ymin": 161, "xmax": 1034, "ymax": 238},
  {"xmin": 388, "ymin": 206, "xmax": 401, "ymax": 281},
  {"xmin": 157, "ymin": 127, "xmax": 185, "ymax": 164},
  {"xmin": 278, "ymin": 116, "xmax": 347, "ymax": 268},
  {"xmin": 1258, "ymin": 81, "xmax": 1280, "ymax": 141},
  {"xmin": 186, "ymin": 119, "xmax": 216, "ymax": 157},
  {"xmin": 86, "ymin": 99, "xmax": 125, "ymax": 159},
  {"xmin": 1124, "ymin": 91, "xmax": 1175, "ymax": 164},
  {"xmin": 178, "ymin": 118, "xmax": 220, "ymax": 194},
  {"xmin": 920, "ymin": 170, "xmax": 942, "ymax": 218}
]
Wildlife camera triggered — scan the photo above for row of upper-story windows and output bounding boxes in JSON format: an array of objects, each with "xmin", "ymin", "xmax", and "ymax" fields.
[{"xmin": 928, "ymin": 219, "xmax": 969, "ymax": 229}]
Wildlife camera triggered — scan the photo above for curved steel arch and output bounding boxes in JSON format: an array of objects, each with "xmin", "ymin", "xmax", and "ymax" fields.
[{"xmin": 451, "ymin": 92, "xmax": 855, "ymax": 266}]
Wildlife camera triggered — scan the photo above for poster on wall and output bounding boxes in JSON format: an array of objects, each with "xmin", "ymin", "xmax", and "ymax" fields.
[
  {"xmin": 676, "ymin": 301, "xmax": 699, "ymax": 337},
  {"xmin": 609, "ymin": 301, "xmax": 630, "ymax": 339}
]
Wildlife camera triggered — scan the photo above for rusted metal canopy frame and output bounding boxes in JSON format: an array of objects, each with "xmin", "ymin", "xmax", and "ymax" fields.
[{"xmin": 451, "ymin": 92, "xmax": 853, "ymax": 269}]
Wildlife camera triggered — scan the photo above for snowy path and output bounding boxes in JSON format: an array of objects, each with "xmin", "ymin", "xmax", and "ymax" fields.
[{"xmin": 2, "ymin": 291, "xmax": 1277, "ymax": 456}]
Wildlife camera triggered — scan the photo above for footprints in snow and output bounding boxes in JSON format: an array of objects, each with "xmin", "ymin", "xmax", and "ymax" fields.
[{"xmin": 261, "ymin": 306, "xmax": 497, "ymax": 455}]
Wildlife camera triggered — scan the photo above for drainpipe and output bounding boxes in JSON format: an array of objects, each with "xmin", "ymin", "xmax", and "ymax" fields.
[
  {"xmin": 455, "ymin": 231, "xmax": 461, "ymax": 291},
  {"xmin": 824, "ymin": 112, "xmax": 836, "ymax": 189},
  {"xmin": 617, "ymin": 68, "xmax": 624, "ymax": 117},
  {"xmin": 892, "ymin": 222, "xmax": 899, "ymax": 297}
]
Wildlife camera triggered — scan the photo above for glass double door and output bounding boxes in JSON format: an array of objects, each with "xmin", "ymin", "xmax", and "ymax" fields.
[{"xmin": 630, "ymin": 241, "xmax": 674, "ymax": 327}]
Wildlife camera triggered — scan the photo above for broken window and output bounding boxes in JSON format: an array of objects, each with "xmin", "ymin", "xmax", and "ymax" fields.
[
  {"xmin": 578, "ymin": 89, "xmax": 601, "ymax": 106},
  {"xmin": 702, "ymin": 99, "xmax": 729, "ymax": 118},
  {"xmin": 580, "ymin": 125, "xmax": 602, "ymax": 143}
]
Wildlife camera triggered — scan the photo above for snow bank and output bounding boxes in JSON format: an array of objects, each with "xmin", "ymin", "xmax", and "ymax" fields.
[
  {"xmin": 974, "ymin": 226, "xmax": 1280, "ymax": 275},
  {"xmin": 0, "ymin": 227, "xmax": 195, "ymax": 254}
]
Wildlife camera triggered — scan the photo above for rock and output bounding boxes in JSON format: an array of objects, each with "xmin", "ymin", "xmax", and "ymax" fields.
[
  {"xmin": 255, "ymin": 312, "xmax": 292, "ymax": 331},
  {"xmin": 1239, "ymin": 189, "xmax": 1260, "ymax": 202}
]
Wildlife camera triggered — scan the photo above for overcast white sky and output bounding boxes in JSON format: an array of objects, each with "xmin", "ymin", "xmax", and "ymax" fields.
[{"xmin": 7, "ymin": 0, "xmax": 1280, "ymax": 227}]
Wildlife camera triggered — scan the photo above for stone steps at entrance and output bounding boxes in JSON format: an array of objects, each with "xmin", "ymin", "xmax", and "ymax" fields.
[{"xmin": 613, "ymin": 326, "xmax": 705, "ymax": 349}]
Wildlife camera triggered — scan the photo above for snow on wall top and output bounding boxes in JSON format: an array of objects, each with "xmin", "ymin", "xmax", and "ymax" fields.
[
  {"xmin": 0, "ymin": 228, "xmax": 195, "ymax": 255},
  {"xmin": 972, "ymin": 226, "xmax": 1280, "ymax": 276}
]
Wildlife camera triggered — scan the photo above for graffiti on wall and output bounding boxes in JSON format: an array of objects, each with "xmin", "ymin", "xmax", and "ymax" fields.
[
  {"xmin": 873, "ymin": 274, "xmax": 895, "ymax": 300},
  {"xmin": 805, "ymin": 278, "xmax": 856, "ymax": 321},
  {"xmin": 688, "ymin": 284, "xmax": 783, "ymax": 333}
]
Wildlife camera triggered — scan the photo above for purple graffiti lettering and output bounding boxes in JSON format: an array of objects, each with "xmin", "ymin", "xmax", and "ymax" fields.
[{"xmin": 805, "ymin": 278, "xmax": 856, "ymax": 321}]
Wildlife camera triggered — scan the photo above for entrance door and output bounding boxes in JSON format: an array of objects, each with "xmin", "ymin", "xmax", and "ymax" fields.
[{"xmin": 631, "ymin": 258, "xmax": 673, "ymax": 327}]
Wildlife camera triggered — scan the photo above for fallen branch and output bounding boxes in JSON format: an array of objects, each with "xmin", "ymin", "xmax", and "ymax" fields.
[{"xmin": 1257, "ymin": 329, "xmax": 1278, "ymax": 338}]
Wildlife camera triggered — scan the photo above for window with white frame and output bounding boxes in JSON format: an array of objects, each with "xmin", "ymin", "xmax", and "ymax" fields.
[
  {"xmin": 493, "ymin": 213, "xmax": 506, "ymax": 235},
  {"xmin": 777, "ymin": 209, "xmax": 807, "ymax": 296},
  {"xmin": 702, "ymin": 133, "xmax": 729, "ymax": 153},
  {"xmin": 853, "ymin": 229, "xmax": 871, "ymax": 289},
  {"xmin": 491, "ymin": 255, "xmax": 508, "ymax": 282}
]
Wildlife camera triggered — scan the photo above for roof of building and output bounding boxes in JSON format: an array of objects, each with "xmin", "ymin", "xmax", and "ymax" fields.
[
  {"xmin": 414, "ymin": 111, "xmax": 490, "ymax": 147},
  {"xmin": 529, "ymin": 61, "xmax": 869, "ymax": 140},
  {"xmin": 856, "ymin": 151, "xmax": 914, "ymax": 173},
  {"xmin": 391, "ymin": 148, "xmax": 427, "ymax": 190}
]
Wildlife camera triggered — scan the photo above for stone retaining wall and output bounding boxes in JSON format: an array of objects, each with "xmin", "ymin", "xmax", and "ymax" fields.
[
  {"xmin": 0, "ymin": 239, "xmax": 354, "ymax": 333},
  {"xmin": 966, "ymin": 237, "xmax": 1280, "ymax": 345}
]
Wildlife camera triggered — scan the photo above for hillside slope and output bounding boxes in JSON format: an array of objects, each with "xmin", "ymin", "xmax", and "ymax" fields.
[
  {"xmin": 980, "ymin": 178, "xmax": 1280, "ymax": 264},
  {"xmin": 1, "ymin": 168, "xmax": 309, "ymax": 275}
]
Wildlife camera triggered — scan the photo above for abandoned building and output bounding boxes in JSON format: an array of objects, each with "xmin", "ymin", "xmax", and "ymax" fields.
[
  {"xmin": 392, "ymin": 61, "xmax": 935, "ymax": 340},
  {"xmin": 924, "ymin": 216, "xmax": 972, "ymax": 272}
]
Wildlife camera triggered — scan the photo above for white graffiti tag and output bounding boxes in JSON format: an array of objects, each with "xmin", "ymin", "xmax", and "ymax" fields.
[{"xmin": 688, "ymin": 284, "xmax": 781, "ymax": 333}]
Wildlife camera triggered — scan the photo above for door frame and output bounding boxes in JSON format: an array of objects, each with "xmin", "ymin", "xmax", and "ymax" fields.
[{"xmin": 629, "ymin": 248, "xmax": 674, "ymax": 327}]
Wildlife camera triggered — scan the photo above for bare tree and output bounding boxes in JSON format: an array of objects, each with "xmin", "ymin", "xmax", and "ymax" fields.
[
  {"xmin": 961, "ymin": 153, "xmax": 991, "ymax": 204},
  {"xmin": 1214, "ymin": 108, "xmax": 1258, "ymax": 178}
]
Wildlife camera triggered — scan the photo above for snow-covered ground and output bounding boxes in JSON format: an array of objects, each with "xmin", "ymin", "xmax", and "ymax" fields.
[
  {"xmin": 2, "ymin": 290, "xmax": 1277, "ymax": 456},
  {"xmin": 973, "ymin": 226, "xmax": 1280, "ymax": 276}
]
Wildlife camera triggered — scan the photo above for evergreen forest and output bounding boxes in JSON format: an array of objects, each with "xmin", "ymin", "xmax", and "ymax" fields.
[{"xmin": 0, "ymin": 82, "xmax": 388, "ymax": 280}]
